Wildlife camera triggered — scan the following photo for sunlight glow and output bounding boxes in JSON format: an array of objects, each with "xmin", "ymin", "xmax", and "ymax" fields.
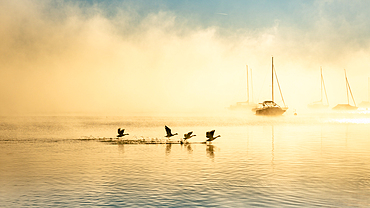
[{"xmin": 331, "ymin": 118, "xmax": 370, "ymax": 124}]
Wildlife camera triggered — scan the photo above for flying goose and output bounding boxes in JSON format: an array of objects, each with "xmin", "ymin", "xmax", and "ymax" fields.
[
  {"xmin": 165, "ymin": 126, "xmax": 178, "ymax": 138},
  {"xmin": 117, "ymin": 128, "xmax": 129, "ymax": 137},
  {"xmin": 206, "ymin": 130, "xmax": 220, "ymax": 142},
  {"xmin": 183, "ymin": 131, "xmax": 196, "ymax": 141}
]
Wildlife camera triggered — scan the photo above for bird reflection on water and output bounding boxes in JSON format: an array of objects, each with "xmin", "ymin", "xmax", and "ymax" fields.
[
  {"xmin": 166, "ymin": 143, "xmax": 172, "ymax": 155},
  {"xmin": 4, "ymin": 115, "xmax": 370, "ymax": 207},
  {"xmin": 185, "ymin": 143, "xmax": 193, "ymax": 154},
  {"xmin": 206, "ymin": 144, "xmax": 215, "ymax": 159},
  {"xmin": 118, "ymin": 143, "xmax": 125, "ymax": 154}
]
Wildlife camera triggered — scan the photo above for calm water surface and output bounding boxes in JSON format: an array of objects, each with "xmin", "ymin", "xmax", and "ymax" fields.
[{"xmin": 1, "ymin": 112, "xmax": 370, "ymax": 207}]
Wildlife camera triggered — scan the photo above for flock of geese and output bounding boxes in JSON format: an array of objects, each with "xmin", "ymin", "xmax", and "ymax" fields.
[{"xmin": 117, "ymin": 125, "xmax": 221, "ymax": 144}]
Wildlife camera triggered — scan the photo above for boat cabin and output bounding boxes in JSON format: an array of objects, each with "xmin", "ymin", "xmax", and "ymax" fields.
[{"xmin": 260, "ymin": 101, "xmax": 280, "ymax": 108}]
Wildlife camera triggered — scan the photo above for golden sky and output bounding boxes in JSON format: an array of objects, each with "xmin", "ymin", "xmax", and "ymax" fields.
[{"xmin": 1, "ymin": 0, "xmax": 370, "ymax": 115}]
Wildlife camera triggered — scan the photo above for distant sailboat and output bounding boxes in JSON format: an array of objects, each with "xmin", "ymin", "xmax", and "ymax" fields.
[
  {"xmin": 359, "ymin": 77, "xmax": 370, "ymax": 109},
  {"xmin": 253, "ymin": 57, "xmax": 287, "ymax": 116},
  {"xmin": 308, "ymin": 67, "xmax": 329, "ymax": 109},
  {"xmin": 332, "ymin": 69, "xmax": 358, "ymax": 110},
  {"xmin": 228, "ymin": 65, "xmax": 257, "ymax": 110}
]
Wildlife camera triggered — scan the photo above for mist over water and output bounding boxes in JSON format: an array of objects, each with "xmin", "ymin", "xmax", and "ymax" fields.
[
  {"xmin": 1, "ymin": 112, "xmax": 370, "ymax": 207},
  {"xmin": 2, "ymin": 0, "xmax": 370, "ymax": 206},
  {"xmin": 1, "ymin": 0, "xmax": 370, "ymax": 116}
]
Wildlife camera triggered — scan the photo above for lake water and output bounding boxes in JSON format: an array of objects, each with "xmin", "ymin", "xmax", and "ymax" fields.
[{"xmin": 1, "ymin": 111, "xmax": 370, "ymax": 207}]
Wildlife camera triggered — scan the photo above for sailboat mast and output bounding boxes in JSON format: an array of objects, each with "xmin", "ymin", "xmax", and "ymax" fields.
[
  {"xmin": 272, "ymin": 57, "xmax": 274, "ymax": 102},
  {"xmin": 246, "ymin": 65, "xmax": 249, "ymax": 103},
  {"xmin": 251, "ymin": 68, "xmax": 254, "ymax": 103}
]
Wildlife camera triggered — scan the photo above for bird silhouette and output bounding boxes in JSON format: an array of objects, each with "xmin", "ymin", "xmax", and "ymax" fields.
[
  {"xmin": 117, "ymin": 128, "xmax": 129, "ymax": 137},
  {"xmin": 183, "ymin": 131, "xmax": 196, "ymax": 141},
  {"xmin": 165, "ymin": 126, "xmax": 178, "ymax": 138},
  {"xmin": 206, "ymin": 130, "xmax": 220, "ymax": 142}
]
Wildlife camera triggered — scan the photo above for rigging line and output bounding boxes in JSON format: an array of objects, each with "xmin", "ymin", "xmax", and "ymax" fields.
[
  {"xmin": 320, "ymin": 67, "xmax": 323, "ymax": 103},
  {"xmin": 273, "ymin": 66, "xmax": 286, "ymax": 107},
  {"xmin": 345, "ymin": 69, "xmax": 350, "ymax": 105},
  {"xmin": 349, "ymin": 84, "xmax": 356, "ymax": 106},
  {"xmin": 321, "ymin": 68, "xmax": 329, "ymax": 105},
  {"xmin": 345, "ymin": 70, "xmax": 356, "ymax": 106}
]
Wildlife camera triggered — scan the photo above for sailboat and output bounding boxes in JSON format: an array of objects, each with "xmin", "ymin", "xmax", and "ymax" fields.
[
  {"xmin": 359, "ymin": 77, "xmax": 370, "ymax": 109},
  {"xmin": 308, "ymin": 67, "xmax": 329, "ymax": 109},
  {"xmin": 228, "ymin": 65, "xmax": 257, "ymax": 110},
  {"xmin": 332, "ymin": 69, "xmax": 358, "ymax": 110},
  {"xmin": 253, "ymin": 57, "xmax": 288, "ymax": 115}
]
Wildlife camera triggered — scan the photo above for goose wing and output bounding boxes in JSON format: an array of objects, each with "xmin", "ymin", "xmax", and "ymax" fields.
[
  {"xmin": 206, "ymin": 130, "xmax": 215, "ymax": 138},
  {"xmin": 118, "ymin": 128, "xmax": 122, "ymax": 134},
  {"xmin": 165, "ymin": 126, "xmax": 172, "ymax": 136},
  {"xmin": 184, "ymin": 131, "xmax": 193, "ymax": 139}
]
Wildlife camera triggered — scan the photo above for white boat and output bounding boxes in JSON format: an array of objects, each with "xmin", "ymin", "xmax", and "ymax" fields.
[
  {"xmin": 253, "ymin": 57, "xmax": 287, "ymax": 116},
  {"xmin": 308, "ymin": 67, "xmax": 329, "ymax": 109},
  {"xmin": 333, "ymin": 69, "xmax": 358, "ymax": 110},
  {"xmin": 229, "ymin": 65, "xmax": 257, "ymax": 110}
]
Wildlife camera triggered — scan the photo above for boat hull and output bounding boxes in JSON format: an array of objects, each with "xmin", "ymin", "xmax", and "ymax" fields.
[
  {"xmin": 255, "ymin": 107, "xmax": 286, "ymax": 116},
  {"xmin": 332, "ymin": 104, "xmax": 358, "ymax": 110}
]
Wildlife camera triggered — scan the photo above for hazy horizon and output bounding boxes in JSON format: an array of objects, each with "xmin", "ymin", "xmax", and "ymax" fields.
[{"xmin": 2, "ymin": 0, "xmax": 370, "ymax": 116}]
